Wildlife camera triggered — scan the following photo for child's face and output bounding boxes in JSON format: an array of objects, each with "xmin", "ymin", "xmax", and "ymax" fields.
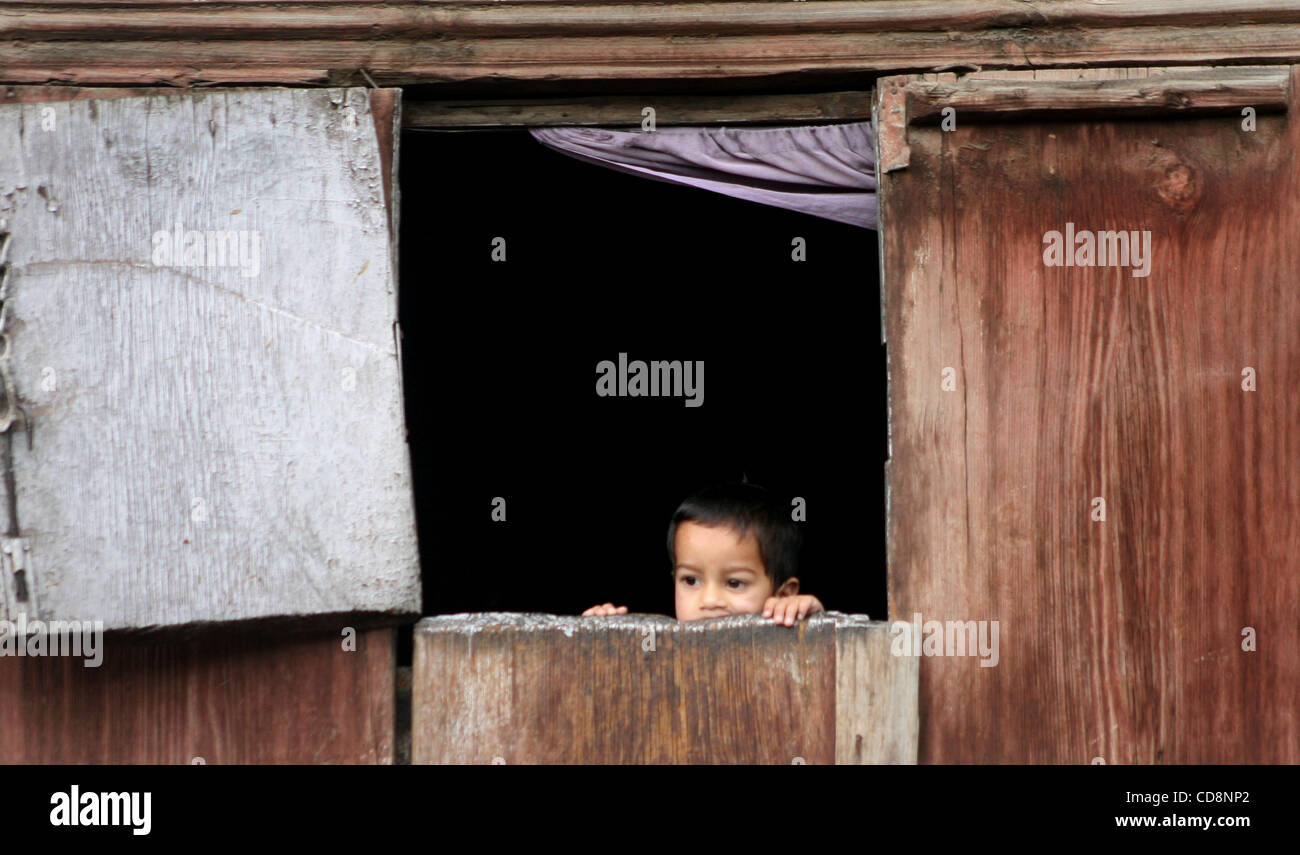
[{"xmin": 673, "ymin": 521, "xmax": 777, "ymax": 621}]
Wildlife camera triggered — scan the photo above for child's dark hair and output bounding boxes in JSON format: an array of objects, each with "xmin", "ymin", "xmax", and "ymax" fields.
[{"xmin": 666, "ymin": 481, "xmax": 801, "ymax": 588}]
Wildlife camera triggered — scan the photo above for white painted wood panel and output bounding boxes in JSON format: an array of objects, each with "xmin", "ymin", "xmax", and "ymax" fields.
[{"xmin": 0, "ymin": 88, "xmax": 420, "ymax": 629}]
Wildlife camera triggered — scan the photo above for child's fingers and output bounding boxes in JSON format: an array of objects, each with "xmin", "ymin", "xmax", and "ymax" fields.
[
  {"xmin": 765, "ymin": 597, "xmax": 822, "ymax": 625},
  {"xmin": 775, "ymin": 599, "xmax": 794, "ymax": 626}
]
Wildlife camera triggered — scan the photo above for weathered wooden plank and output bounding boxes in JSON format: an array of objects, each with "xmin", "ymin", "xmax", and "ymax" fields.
[
  {"xmin": 0, "ymin": 627, "xmax": 396, "ymax": 763},
  {"xmin": 0, "ymin": 3, "xmax": 1068, "ymax": 39},
  {"xmin": 0, "ymin": 85, "xmax": 161, "ymax": 103},
  {"xmin": 6, "ymin": 1, "xmax": 1300, "ymax": 32},
  {"xmin": 878, "ymin": 66, "xmax": 1300, "ymax": 763},
  {"xmin": 412, "ymin": 612, "xmax": 916, "ymax": 764},
  {"xmin": 836, "ymin": 621, "xmax": 918, "ymax": 763},
  {"xmin": 876, "ymin": 76, "xmax": 910, "ymax": 173},
  {"xmin": 0, "ymin": 84, "xmax": 404, "ymax": 227},
  {"xmin": 8, "ymin": 22, "xmax": 1300, "ymax": 86},
  {"xmin": 906, "ymin": 66, "xmax": 1291, "ymax": 122},
  {"xmin": 404, "ymin": 91, "xmax": 874, "ymax": 128},
  {"xmin": 0, "ymin": 88, "xmax": 420, "ymax": 630},
  {"xmin": 369, "ymin": 87, "xmax": 401, "ymax": 236},
  {"xmin": 0, "ymin": 86, "xmax": 868, "ymax": 128}
]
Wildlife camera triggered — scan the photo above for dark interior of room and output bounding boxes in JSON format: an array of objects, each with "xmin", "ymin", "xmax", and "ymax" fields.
[{"xmin": 396, "ymin": 126, "xmax": 886, "ymax": 663}]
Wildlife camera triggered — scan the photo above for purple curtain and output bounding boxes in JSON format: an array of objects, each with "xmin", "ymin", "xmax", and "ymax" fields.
[{"xmin": 529, "ymin": 120, "xmax": 877, "ymax": 229}]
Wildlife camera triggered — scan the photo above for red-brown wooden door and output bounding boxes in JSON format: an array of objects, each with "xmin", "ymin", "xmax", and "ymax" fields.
[{"xmin": 877, "ymin": 67, "xmax": 1299, "ymax": 763}]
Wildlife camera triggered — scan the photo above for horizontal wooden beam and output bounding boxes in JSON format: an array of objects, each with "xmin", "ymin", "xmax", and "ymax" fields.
[
  {"xmin": 4, "ymin": 3, "xmax": 1300, "ymax": 88},
  {"xmin": 9, "ymin": 27, "xmax": 1300, "ymax": 88},
  {"xmin": 404, "ymin": 91, "xmax": 873, "ymax": 127},
  {"xmin": 876, "ymin": 65, "xmax": 1292, "ymax": 174},
  {"xmin": 7, "ymin": 1, "xmax": 1300, "ymax": 40},
  {"xmin": 0, "ymin": 86, "xmax": 871, "ymax": 126},
  {"xmin": 905, "ymin": 66, "xmax": 1292, "ymax": 123}
]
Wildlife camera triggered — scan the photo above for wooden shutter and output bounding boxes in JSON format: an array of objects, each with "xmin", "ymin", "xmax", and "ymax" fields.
[
  {"xmin": 877, "ymin": 66, "xmax": 1299, "ymax": 763},
  {"xmin": 0, "ymin": 88, "xmax": 419, "ymax": 630}
]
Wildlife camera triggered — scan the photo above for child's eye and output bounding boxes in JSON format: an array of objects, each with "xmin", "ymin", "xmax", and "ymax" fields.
[
  {"xmin": 727, "ymin": 579, "xmax": 745, "ymax": 590},
  {"xmin": 680, "ymin": 576, "xmax": 698, "ymax": 586}
]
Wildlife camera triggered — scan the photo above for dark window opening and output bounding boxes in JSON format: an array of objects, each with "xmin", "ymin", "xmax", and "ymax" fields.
[{"xmin": 396, "ymin": 127, "xmax": 887, "ymax": 664}]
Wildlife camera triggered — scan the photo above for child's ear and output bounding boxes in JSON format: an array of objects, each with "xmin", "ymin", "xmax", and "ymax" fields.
[{"xmin": 774, "ymin": 577, "xmax": 800, "ymax": 598}]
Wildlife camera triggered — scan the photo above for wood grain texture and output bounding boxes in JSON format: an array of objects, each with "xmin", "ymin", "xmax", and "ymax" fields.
[
  {"xmin": 412, "ymin": 612, "xmax": 916, "ymax": 765},
  {"xmin": 2, "ymin": 86, "xmax": 869, "ymax": 128},
  {"xmin": 905, "ymin": 66, "xmax": 1291, "ymax": 123},
  {"xmin": 8, "ymin": 4, "xmax": 1300, "ymax": 86},
  {"xmin": 404, "ymin": 91, "xmax": 874, "ymax": 128},
  {"xmin": 836, "ymin": 620, "xmax": 918, "ymax": 763},
  {"xmin": 11, "ymin": 28, "xmax": 1300, "ymax": 87},
  {"xmin": 0, "ymin": 88, "xmax": 420, "ymax": 630},
  {"xmin": 6, "ymin": 1, "xmax": 1300, "ymax": 30},
  {"xmin": 879, "ymin": 66, "xmax": 1300, "ymax": 763},
  {"xmin": 876, "ymin": 76, "xmax": 910, "ymax": 173},
  {"xmin": 0, "ymin": 627, "xmax": 396, "ymax": 763},
  {"xmin": 0, "ymin": 85, "xmax": 404, "ymax": 250}
]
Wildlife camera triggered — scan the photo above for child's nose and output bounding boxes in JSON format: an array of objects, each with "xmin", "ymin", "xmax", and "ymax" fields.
[{"xmin": 701, "ymin": 583, "xmax": 727, "ymax": 606}]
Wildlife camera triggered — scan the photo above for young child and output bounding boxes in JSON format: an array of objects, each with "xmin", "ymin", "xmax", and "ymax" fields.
[{"xmin": 583, "ymin": 482, "xmax": 823, "ymax": 626}]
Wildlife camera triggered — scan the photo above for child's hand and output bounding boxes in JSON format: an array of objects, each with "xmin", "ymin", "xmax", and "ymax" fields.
[
  {"xmin": 582, "ymin": 603, "xmax": 628, "ymax": 617},
  {"xmin": 762, "ymin": 595, "xmax": 823, "ymax": 627}
]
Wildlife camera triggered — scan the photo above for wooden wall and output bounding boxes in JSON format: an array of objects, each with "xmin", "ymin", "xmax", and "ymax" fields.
[
  {"xmin": 879, "ymin": 67, "xmax": 1300, "ymax": 763},
  {"xmin": 0, "ymin": 627, "xmax": 396, "ymax": 763},
  {"xmin": 412, "ymin": 613, "xmax": 918, "ymax": 764}
]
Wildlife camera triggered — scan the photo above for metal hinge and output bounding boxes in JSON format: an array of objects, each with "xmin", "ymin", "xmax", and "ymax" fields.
[{"xmin": 1, "ymin": 536, "xmax": 37, "ymax": 619}]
